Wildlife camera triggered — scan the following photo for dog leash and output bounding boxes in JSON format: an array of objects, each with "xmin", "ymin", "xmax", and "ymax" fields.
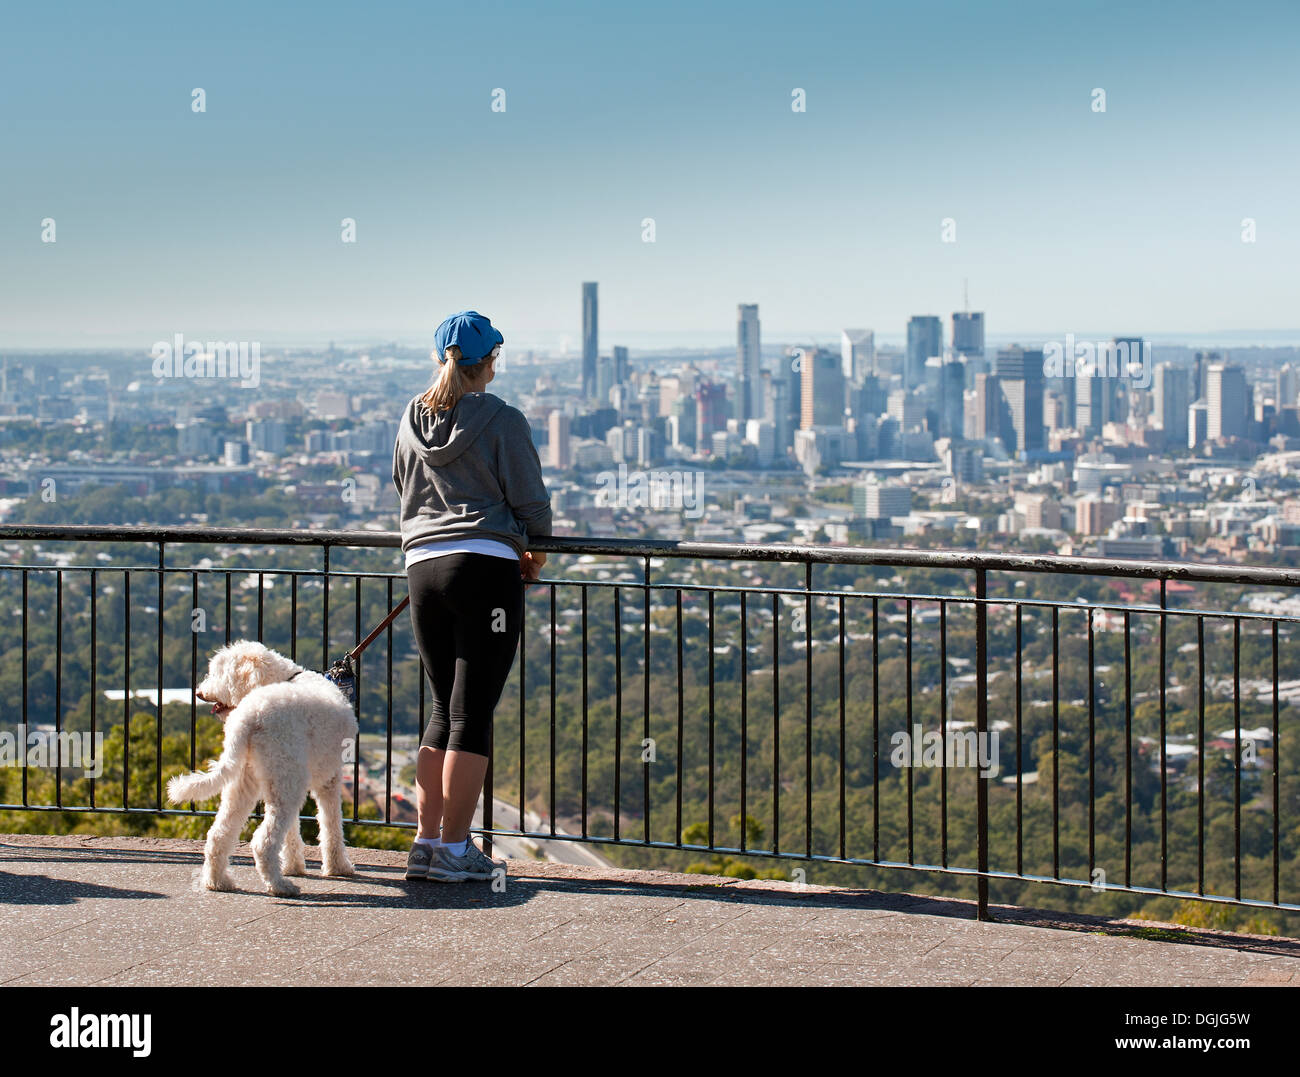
[
  {"xmin": 351, "ymin": 595, "xmax": 411, "ymax": 660},
  {"xmin": 316, "ymin": 595, "xmax": 411, "ymax": 704}
]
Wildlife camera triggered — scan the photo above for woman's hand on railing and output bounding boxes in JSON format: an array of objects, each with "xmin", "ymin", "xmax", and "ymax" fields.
[{"xmin": 521, "ymin": 550, "xmax": 546, "ymax": 583}]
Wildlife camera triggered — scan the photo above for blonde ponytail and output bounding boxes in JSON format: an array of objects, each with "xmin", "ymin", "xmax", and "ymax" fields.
[{"xmin": 419, "ymin": 343, "xmax": 500, "ymax": 413}]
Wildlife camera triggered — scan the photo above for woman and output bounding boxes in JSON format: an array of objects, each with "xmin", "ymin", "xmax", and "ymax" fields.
[{"xmin": 391, "ymin": 310, "xmax": 551, "ymax": 881}]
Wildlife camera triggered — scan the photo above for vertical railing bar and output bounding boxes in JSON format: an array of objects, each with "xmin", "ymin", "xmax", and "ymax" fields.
[
  {"xmin": 190, "ymin": 571, "xmax": 198, "ymax": 804},
  {"xmin": 674, "ymin": 587, "xmax": 683, "ymax": 847},
  {"xmin": 321, "ymin": 544, "xmax": 329, "ymax": 670},
  {"xmin": 941, "ymin": 598, "xmax": 949, "ymax": 869},
  {"xmin": 642, "ymin": 556, "xmax": 650, "ymax": 845},
  {"xmin": 871, "ymin": 594, "xmax": 879, "ymax": 863},
  {"xmin": 1197, "ymin": 613, "xmax": 1206, "ymax": 896},
  {"xmin": 706, "ymin": 588, "xmax": 714, "ymax": 849},
  {"xmin": 772, "ymin": 590, "xmax": 780, "ymax": 856},
  {"xmin": 384, "ymin": 576, "xmax": 393, "ymax": 825},
  {"xmin": 741, "ymin": 589, "xmax": 749, "ymax": 853},
  {"xmin": 225, "ymin": 570, "xmax": 231, "ymax": 646},
  {"xmin": 1087, "ymin": 595, "xmax": 1095, "ymax": 882},
  {"xmin": 905, "ymin": 596, "xmax": 913, "ymax": 865},
  {"xmin": 838, "ymin": 593, "xmax": 846, "ymax": 862},
  {"xmin": 1052, "ymin": 604, "xmax": 1059, "ymax": 879},
  {"xmin": 1015, "ymin": 602, "xmax": 1022, "ymax": 877},
  {"xmin": 1124, "ymin": 608, "xmax": 1132, "ymax": 889},
  {"xmin": 124, "ymin": 569, "xmax": 131, "ymax": 811},
  {"xmin": 155, "ymin": 543, "xmax": 164, "ymax": 811},
  {"xmin": 91, "ymin": 567, "xmax": 98, "ymax": 809},
  {"xmin": 614, "ymin": 585, "xmax": 623, "ymax": 842},
  {"xmin": 1159, "ymin": 577, "xmax": 1168, "ymax": 893},
  {"xmin": 1233, "ymin": 615, "xmax": 1241, "ymax": 901},
  {"xmin": 804, "ymin": 562, "xmax": 813, "ymax": 862},
  {"xmin": 551, "ymin": 581, "xmax": 558, "ymax": 839},
  {"xmin": 21, "ymin": 569, "xmax": 29, "ymax": 807},
  {"xmin": 352, "ymin": 576, "xmax": 361, "ymax": 823},
  {"xmin": 55, "ymin": 568, "xmax": 63, "ymax": 806},
  {"xmin": 290, "ymin": 572, "xmax": 298, "ymax": 663},
  {"xmin": 1272, "ymin": 618, "xmax": 1280, "ymax": 907},
  {"xmin": 974, "ymin": 569, "xmax": 989, "ymax": 921},
  {"xmin": 582, "ymin": 583, "xmax": 589, "ymax": 838},
  {"xmin": 518, "ymin": 582, "xmax": 526, "ymax": 833},
  {"xmin": 257, "ymin": 570, "xmax": 264, "ymax": 642}
]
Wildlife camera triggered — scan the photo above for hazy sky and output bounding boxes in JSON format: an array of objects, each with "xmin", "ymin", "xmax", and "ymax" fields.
[{"xmin": 2, "ymin": 0, "xmax": 1297, "ymax": 350}]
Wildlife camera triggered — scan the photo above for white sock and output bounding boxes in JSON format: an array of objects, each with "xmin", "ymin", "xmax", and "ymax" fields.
[
  {"xmin": 414, "ymin": 836, "xmax": 441, "ymax": 848},
  {"xmin": 443, "ymin": 838, "xmax": 469, "ymax": 856}
]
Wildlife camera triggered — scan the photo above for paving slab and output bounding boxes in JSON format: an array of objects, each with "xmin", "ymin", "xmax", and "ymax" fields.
[{"xmin": 1, "ymin": 833, "xmax": 1297, "ymax": 987}]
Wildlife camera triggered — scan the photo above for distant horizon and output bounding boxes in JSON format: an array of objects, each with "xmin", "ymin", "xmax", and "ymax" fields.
[{"xmin": 4, "ymin": 326, "xmax": 1300, "ymax": 356}]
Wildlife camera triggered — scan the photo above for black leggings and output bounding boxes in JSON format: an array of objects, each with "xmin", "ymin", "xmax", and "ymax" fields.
[{"xmin": 407, "ymin": 552, "xmax": 524, "ymax": 757}]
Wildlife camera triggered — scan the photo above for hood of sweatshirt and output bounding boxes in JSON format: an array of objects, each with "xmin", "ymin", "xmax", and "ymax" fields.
[{"xmin": 400, "ymin": 392, "xmax": 507, "ymax": 467}]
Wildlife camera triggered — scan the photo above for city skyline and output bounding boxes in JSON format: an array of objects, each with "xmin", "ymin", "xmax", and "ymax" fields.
[{"xmin": 3, "ymin": 1, "xmax": 1298, "ymax": 348}]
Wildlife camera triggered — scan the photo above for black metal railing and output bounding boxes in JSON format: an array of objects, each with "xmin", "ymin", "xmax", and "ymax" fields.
[{"xmin": 1, "ymin": 523, "xmax": 1297, "ymax": 920}]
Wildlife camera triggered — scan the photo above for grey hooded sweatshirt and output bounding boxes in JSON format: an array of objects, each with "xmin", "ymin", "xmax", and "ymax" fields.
[{"xmin": 391, "ymin": 392, "xmax": 551, "ymax": 558}]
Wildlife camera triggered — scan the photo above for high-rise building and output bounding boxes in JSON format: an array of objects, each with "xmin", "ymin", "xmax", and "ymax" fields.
[
  {"xmin": 582, "ymin": 282, "xmax": 599, "ymax": 400},
  {"xmin": 967, "ymin": 372, "xmax": 1001, "ymax": 442},
  {"xmin": 696, "ymin": 381, "xmax": 727, "ymax": 449},
  {"xmin": 1278, "ymin": 363, "xmax": 1298, "ymax": 410},
  {"xmin": 800, "ymin": 347, "xmax": 845, "ymax": 429},
  {"xmin": 906, "ymin": 316, "xmax": 943, "ymax": 393},
  {"xmin": 595, "ymin": 356, "xmax": 613, "ymax": 406},
  {"xmin": 1075, "ymin": 344, "xmax": 1123, "ymax": 436},
  {"xmin": 613, "ymin": 345, "xmax": 629, "ymax": 386},
  {"xmin": 841, "ymin": 329, "xmax": 874, "ymax": 385},
  {"xmin": 996, "ymin": 346, "xmax": 1044, "ymax": 454},
  {"xmin": 938, "ymin": 359, "xmax": 966, "ymax": 438},
  {"xmin": 548, "ymin": 410, "xmax": 571, "ymax": 469},
  {"xmin": 952, "ymin": 312, "xmax": 984, "ymax": 359},
  {"xmin": 1192, "ymin": 351, "xmax": 1220, "ymax": 402},
  {"xmin": 1188, "ymin": 400, "xmax": 1209, "ymax": 449},
  {"xmin": 1206, "ymin": 362, "xmax": 1248, "ymax": 441},
  {"xmin": 737, "ymin": 304, "xmax": 762, "ymax": 421},
  {"xmin": 1153, "ymin": 363, "xmax": 1189, "ymax": 445},
  {"xmin": 854, "ymin": 483, "xmax": 912, "ymax": 520}
]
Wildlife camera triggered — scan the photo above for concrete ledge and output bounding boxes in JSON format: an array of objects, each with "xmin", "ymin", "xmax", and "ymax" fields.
[{"xmin": 2, "ymin": 833, "xmax": 1297, "ymax": 987}]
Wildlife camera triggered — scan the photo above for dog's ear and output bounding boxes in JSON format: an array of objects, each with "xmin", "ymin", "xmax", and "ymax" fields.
[{"xmin": 232, "ymin": 651, "xmax": 268, "ymax": 693}]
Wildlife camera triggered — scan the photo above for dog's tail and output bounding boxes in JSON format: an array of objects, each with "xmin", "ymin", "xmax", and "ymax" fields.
[{"xmin": 166, "ymin": 715, "xmax": 258, "ymax": 804}]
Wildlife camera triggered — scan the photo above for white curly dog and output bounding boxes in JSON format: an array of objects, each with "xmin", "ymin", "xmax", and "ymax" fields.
[{"xmin": 167, "ymin": 640, "xmax": 358, "ymax": 896}]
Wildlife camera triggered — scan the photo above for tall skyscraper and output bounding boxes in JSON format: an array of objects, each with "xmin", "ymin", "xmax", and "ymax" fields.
[
  {"xmin": 582, "ymin": 282, "xmax": 598, "ymax": 400},
  {"xmin": 1192, "ymin": 351, "xmax": 1220, "ymax": 402},
  {"xmin": 841, "ymin": 328, "xmax": 874, "ymax": 385},
  {"xmin": 967, "ymin": 372, "xmax": 1001, "ymax": 441},
  {"xmin": 696, "ymin": 381, "xmax": 728, "ymax": 449},
  {"xmin": 1278, "ymin": 363, "xmax": 1298, "ymax": 409},
  {"xmin": 1153, "ymin": 363, "xmax": 1189, "ymax": 445},
  {"xmin": 996, "ymin": 346, "xmax": 1044, "ymax": 454},
  {"xmin": 1206, "ymin": 362, "xmax": 1248, "ymax": 441},
  {"xmin": 800, "ymin": 348, "xmax": 845, "ymax": 429},
  {"xmin": 952, "ymin": 312, "xmax": 984, "ymax": 358},
  {"xmin": 938, "ymin": 358, "xmax": 966, "ymax": 438},
  {"xmin": 613, "ymin": 345, "xmax": 629, "ymax": 386},
  {"xmin": 548, "ymin": 410, "xmax": 571, "ymax": 469},
  {"xmin": 906, "ymin": 316, "xmax": 943, "ymax": 393},
  {"xmin": 737, "ymin": 304, "xmax": 762, "ymax": 421}
]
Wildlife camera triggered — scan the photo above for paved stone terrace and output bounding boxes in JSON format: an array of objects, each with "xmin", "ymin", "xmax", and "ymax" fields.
[{"xmin": 2, "ymin": 833, "xmax": 1297, "ymax": 987}]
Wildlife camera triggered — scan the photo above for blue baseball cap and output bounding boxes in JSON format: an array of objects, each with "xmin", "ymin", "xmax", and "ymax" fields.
[{"xmin": 434, "ymin": 311, "xmax": 504, "ymax": 367}]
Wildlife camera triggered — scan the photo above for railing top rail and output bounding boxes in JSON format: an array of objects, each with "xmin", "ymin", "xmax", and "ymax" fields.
[{"xmin": 2, "ymin": 523, "xmax": 1298, "ymax": 587}]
